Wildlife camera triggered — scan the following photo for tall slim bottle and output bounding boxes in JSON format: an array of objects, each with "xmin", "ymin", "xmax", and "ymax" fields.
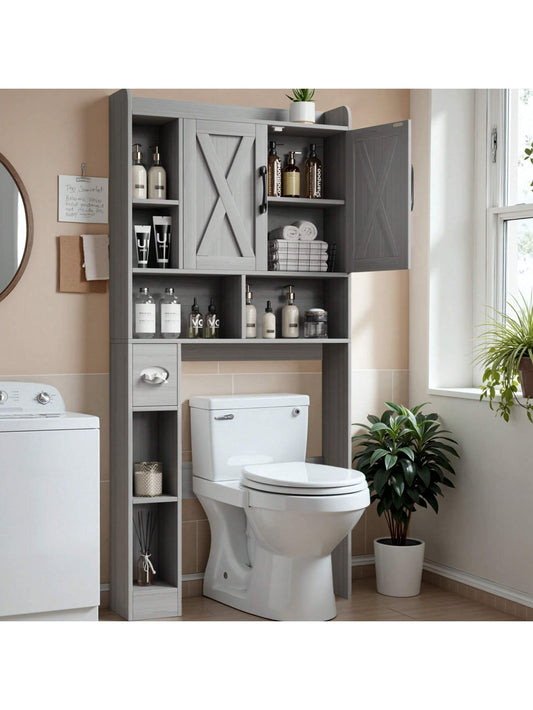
[
  {"xmin": 134, "ymin": 287, "xmax": 155, "ymax": 338},
  {"xmin": 281, "ymin": 285, "xmax": 299, "ymax": 338},
  {"xmin": 282, "ymin": 151, "xmax": 300, "ymax": 198},
  {"xmin": 245, "ymin": 284, "xmax": 257, "ymax": 338},
  {"xmin": 304, "ymin": 143, "xmax": 323, "ymax": 198},
  {"xmin": 188, "ymin": 298, "xmax": 204, "ymax": 339},
  {"xmin": 148, "ymin": 145, "xmax": 167, "ymax": 199},
  {"xmin": 267, "ymin": 141, "xmax": 282, "ymax": 197},
  {"xmin": 132, "ymin": 144, "xmax": 147, "ymax": 199}
]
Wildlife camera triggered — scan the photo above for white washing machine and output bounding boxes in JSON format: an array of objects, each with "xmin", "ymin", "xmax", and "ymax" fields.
[{"xmin": 0, "ymin": 382, "xmax": 100, "ymax": 621}]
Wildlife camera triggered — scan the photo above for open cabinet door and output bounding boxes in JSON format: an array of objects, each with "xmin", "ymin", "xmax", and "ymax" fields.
[{"xmin": 346, "ymin": 121, "xmax": 410, "ymax": 272}]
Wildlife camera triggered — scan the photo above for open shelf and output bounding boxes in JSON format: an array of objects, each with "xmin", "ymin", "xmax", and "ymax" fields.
[
  {"xmin": 268, "ymin": 197, "xmax": 344, "ymax": 207},
  {"xmin": 133, "ymin": 495, "xmax": 178, "ymax": 504},
  {"xmin": 133, "ymin": 198, "xmax": 179, "ymax": 208}
]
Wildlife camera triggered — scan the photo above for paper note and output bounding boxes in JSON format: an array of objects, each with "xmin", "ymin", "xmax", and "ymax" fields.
[{"xmin": 58, "ymin": 175, "xmax": 108, "ymax": 224}]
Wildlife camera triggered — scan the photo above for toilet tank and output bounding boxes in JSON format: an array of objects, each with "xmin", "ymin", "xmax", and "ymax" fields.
[{"xmin": 189, "ymin": 394, "xmax": 309, "ymax": 481}]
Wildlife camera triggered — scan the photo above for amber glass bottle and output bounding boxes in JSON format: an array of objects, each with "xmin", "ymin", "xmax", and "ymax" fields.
[
  {"xmin": 304, "ymin": 143, "xmax": 323, "ymax": 198},
  {"xmin": 282, "ymin": 151, "xmax": 300, "ymax": 197},
  {"xmin": 267, "ymin": 141, "xmax": 282, "ymax": 196}
]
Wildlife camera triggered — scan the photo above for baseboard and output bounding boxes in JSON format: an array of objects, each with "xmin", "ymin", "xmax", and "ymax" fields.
[{"xmin": 351, "ymin": 554, "xmax": 533, "ymax": 619}]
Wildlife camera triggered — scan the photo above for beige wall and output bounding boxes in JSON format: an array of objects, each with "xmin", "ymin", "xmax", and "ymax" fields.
[{"xmin": 0, "ymin": 89, "xmax": 409, "ymax": 600}]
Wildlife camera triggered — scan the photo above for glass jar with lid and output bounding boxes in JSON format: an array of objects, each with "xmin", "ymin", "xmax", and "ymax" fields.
[{"xmin": 303, "ymin": 308, "xmax": 328, "ymax": 338}]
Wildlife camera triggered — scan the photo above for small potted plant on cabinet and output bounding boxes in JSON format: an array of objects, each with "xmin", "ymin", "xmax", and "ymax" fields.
[
  {"xmin": 476, "ymin": 294, "xmax": 533, "ymax": 422},
  {"xmin": 286, "ymin": 89, "xmax": 316, "ymax": 124},
  {"xmin": 352, "ymin": 402, "xmax": 458, "ymax": 597}
]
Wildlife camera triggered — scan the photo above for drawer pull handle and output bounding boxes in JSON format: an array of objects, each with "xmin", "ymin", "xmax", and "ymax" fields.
[
  {"xmin": 214, "ymin": 414, "xmax": 234, "ymax": 421},
  {"xmin": 140, "ymin": 366, "xmax": 169, "ymax": 385}
]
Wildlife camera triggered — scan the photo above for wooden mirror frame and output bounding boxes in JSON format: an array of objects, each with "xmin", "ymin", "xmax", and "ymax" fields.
[{"xmin": 0, "ymin": 151, "xmax": 34, "ymax": 303}]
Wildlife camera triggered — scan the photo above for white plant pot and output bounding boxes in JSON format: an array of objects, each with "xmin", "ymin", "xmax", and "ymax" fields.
[
  {"xmin": 374, "ymin": 537, "xmax": 425, "ymax": 597},
  {"xmin": 289, "ymin": 101, "xmax": 315, "ymax": 124}
]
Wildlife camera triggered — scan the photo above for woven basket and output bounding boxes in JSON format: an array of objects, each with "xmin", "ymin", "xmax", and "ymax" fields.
[{"xmin": 134, "ymin": 461, "xmax": 163, "ymax": 497}]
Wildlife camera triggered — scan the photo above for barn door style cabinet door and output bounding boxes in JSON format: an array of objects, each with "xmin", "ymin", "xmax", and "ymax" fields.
[
  {"xmin": 183, "ymin": 119, "xmax": 268, "ymax": 271},
  {"xmin": 109, "ymin": 89, "xmax": 410, "ymax": 621}
]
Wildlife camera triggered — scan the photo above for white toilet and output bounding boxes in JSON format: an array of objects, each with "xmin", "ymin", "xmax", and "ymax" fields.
[{"xmin": 190, "ymin": 393, "xmax": 369, "ymax": 621}]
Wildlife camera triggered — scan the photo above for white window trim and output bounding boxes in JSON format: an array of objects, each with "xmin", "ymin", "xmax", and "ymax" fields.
[{"xmin": 430, "ymin": 88, "xmax": 533, "ymax": 401}]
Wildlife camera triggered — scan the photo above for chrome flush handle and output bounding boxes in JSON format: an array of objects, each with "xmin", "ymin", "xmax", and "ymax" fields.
[
  {"xmin": 214, "ymin": 414, "xmax": 234, "ymax": 421},
  {"xmin": 140, "ymin": 366, "xmax": 169, "ymax": 385}
]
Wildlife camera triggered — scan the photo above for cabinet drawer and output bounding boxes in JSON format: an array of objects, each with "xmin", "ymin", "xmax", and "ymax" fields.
[
  {"xmin": 132, "ymin": 344, "xmax": 178, "ymax": 407},
  {"xmin": 133, "ymin": 586, "xmax": 179, "ymax": 620}
]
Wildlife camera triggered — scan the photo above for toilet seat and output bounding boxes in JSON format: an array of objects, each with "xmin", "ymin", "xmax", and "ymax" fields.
[{"xmin": 242, "ymin": 461, "xmax": 367, "ymax": 497}]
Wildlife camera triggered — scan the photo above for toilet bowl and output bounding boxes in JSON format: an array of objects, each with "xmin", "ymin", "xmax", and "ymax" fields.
[{"xmin": 190, "ymin": 394, "xmax": 369, "ymax": 621}]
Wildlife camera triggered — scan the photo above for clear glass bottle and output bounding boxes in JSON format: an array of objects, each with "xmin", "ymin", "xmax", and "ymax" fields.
[
  {"xmin": 134, "ymin": 287, "xmax": 156, "ymax": 338},
  {"xmin": 204, "ymin": 298, "xmax": 220, "ymax": 339},
  {"xmin": 137, "ymin": 553, "xmax": 154, "ymax": 586},
  {"xmin": 148, "ymin": 145, "xmax": 167, "ymax": 199},
  {"xmin": 245, "ymin": 284, "xmax": 257, "ymax": 338},
  {"xmin": 304, "ymin": 143, "xmax": 323, "ymax": 198},
  {"xmin": 159, "ymin": 287, "xmax": 181, "ymax": 338},
  {"xmin": 282, "ymin": 151, "xmax": 300, "ymax": 197},
  {"xmin": 267, "ymin": 141, "xmax": 282, "ymax": 197},
  {"xmin": 188, "ymin": 298, "xmax": 204, "ymax": 339}
]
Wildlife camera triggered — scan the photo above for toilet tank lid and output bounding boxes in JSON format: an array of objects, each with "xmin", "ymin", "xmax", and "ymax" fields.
[{"xmin": 189, "ymin": 393, "xmax": 310, "ymax": 410}]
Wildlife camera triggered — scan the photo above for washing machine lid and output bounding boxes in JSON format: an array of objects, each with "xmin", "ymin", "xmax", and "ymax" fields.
[{"xmin": 242, "ymin": 462, "xmax": 367, "ymax": 495}]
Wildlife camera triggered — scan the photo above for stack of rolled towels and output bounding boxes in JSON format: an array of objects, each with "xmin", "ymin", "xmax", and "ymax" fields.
[{"xmin": 268, "ymin": 221, "xmax": 329, "ymax": 272}]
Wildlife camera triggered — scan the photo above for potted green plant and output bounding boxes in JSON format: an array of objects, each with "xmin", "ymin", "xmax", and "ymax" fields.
[
  {"xmin": 286, "ymin": 89, "xmax": 316, "ymax": 124},
  {"xmin": 352, "ymin": 402, "xmax": 458, "ymax": 597},
  {"xmin": 475, "ymin": 294, "xmax": 533, "ymax": 422}
]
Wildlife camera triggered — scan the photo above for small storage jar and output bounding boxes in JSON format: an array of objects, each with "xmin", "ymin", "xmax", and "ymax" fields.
[
  {"xmin": 303, "ymin": 308, "xmax": 328, "ymax": 338},
  {"xmin": 134, "ymin": 461, "xmax": 163, "ymax": 497}
]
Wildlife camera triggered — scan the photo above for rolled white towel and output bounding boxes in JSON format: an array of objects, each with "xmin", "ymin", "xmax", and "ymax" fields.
[
  {"xmin": 292, "ymin": 220, "xmax": 318, "ymax": 241},
  {"xmin": 268, "ymin": 225, "xmax": 300, "ymax": 242}
]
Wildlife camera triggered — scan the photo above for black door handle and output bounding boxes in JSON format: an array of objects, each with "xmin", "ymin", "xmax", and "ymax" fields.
[
  {"xmin": 411, "ymin": 165, "xmax": 414, "ymax": 212},
  {"xmin": 259, "ymin": 165, "xmax": 267, "ymax": 214}
]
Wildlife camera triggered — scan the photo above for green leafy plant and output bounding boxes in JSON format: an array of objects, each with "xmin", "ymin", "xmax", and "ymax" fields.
[
  {"xmin": 475, "ymin": 294, "xmax": 533, "ymax": 422},
  {"xmin": 285, "ymin": 89, "xmax": 315, "ymax": 102},
  {"xmin": 352, "ymin": 403, "xmax": 458, "ymax": 545},
  {"xmin": 525, "ymin": 140, "xmax": 533, "ymax": 189}
]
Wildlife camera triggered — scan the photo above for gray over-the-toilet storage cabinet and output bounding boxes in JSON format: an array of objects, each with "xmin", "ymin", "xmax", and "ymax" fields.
[{"xmin": 109, "ymin": 89, "xmax": 410, "ymax": 620}]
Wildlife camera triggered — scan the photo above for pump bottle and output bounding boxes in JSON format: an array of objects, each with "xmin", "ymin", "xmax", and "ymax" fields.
[
  {"xmin": 262, "ymin": 300, "xmax": 276, "ymax": 339},
  {"xmin": 281, "ymin": 285, "xmax": 299, "ymax": 338},
  {"xmin": 148, "ymin": 145, "xmax": 167, "ymax": 199},
  {"xmin": 132, "ymin": 144, "xmax": 147, "ymax": 199},
  {"xmin": 245, "ymin": 284, "xmax": 257, "ymax": 338}
]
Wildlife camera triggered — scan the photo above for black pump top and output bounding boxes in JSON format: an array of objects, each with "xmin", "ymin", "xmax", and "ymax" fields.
[
  {"xmin": 265, "ymin": 300, "xmax": 273, "ymax": 313},
  {"xmin": 191, "ymin": 298, "xmax": 199, "ymax": 313},
  {"xmin": 208, "ymin": 298, "xmax": 216, "ymax": 314},
  {"xmin": 269, "ymin": 141, "xmax": 277, "ymax": 152}
]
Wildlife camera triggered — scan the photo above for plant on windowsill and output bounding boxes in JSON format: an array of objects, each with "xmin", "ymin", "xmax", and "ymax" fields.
[
  {"xmin": 475, "ymin": 294, "xmax": 533, "ymax": 422},
  {"xmin": 286, "ymin": 89, "xmax": 316, "ymax": 124},
  {"xmin": 352, "ymin": 402, "xmax": 458, "ymax": 597},
  {"xmin": 524, "ymin": 140, "xmax": 533, "ymax": 189}
]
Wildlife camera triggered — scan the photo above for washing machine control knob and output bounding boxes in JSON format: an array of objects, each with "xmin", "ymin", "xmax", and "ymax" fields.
[
  {"xmin": 36, "ymin": 391, "xmax": 51, "ymax": 405},
  {"xmin": 0, "ymin": 390, "xmax": 8, "ymax": 403}
]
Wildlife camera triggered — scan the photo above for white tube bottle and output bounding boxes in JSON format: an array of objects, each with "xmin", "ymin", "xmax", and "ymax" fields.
[
  {"xmin": 245, "ymin": 284, "xmax": 257, "ymax": 338},
  {"xmin": 282, "ymin": 285, "xmax": 299, "ymax": 338},
  {"xmin": 262, "ymin": 300, "xmax": 276, "ymax": 339},
  {"xmin": 132, "ymin": 144, "xmax": 147, "ymax": 199}
]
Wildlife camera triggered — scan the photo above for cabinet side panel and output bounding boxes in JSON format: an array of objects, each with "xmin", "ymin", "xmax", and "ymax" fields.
[
  {"xmin": 109, "ymin": 90, "xmax": 132, "ymax": 340},
  {"xmin": 323, "ymin": 343, "xmax": 352, "ymax": 598},
  {"xmin": 110, "ymin": 342, "xmax": 133, "ymax": 619}
]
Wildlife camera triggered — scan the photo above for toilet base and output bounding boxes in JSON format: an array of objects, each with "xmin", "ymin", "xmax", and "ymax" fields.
[{"xmin": 203, "ymin": 544, "xmax": 337, "ymax": 621}]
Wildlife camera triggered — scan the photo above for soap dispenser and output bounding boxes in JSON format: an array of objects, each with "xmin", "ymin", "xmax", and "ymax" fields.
[
  {"xmin": 282, "ymin": 285, "xmax": 299, "ymax": 338},
  {"xmin": 262, "ymin": 300, "xmax": 276, "ymax": 339},
  {"xmin": 132, "ymin": 144, "xmax": 147, "ymax": 199},
  {"xmin": 204, "ymin": 298, "xmax": 220, "ymax": 339},
  {"xmin": 148, "ymin": 145, "xmax": 167, "ymax": 200},
  {"xmin": 245, "ymin": 284, "xmax": 257, "ymax": 339},
  {"xmin": 188, "ymin": 298, "xmax": 204, "ymax": 339}
]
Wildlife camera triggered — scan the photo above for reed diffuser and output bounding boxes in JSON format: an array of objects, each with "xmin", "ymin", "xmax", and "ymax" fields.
[{"xmin": 134, "ymin": 509, "xmax": 157, "ymax": 586}]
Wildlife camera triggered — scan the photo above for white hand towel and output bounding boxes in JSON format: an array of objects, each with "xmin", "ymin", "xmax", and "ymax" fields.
[
  {"xmin": 268, "ymin": 225, "xmax": 300, "ymax": 242},
  {"xmin": 292, "ymin": 220, "xmax": 318, "ymax": 241},
  {"xmin": 81, "ymin": 234, "xmax": 109, "ymax": 280},
  {"xmin": 269, "ymin": 262, "xmax": 328, "ymax": 272}
]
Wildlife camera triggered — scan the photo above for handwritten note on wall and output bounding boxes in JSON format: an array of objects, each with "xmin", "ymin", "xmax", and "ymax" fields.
[{"xmin": 58, "ymin": 175, "xmax": 109, "ymax": 224}]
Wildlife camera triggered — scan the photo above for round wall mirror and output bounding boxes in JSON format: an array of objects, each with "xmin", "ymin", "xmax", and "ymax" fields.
[{"xmin": 0, "ymin": 151, "xmax": 33, "ymax": 302}]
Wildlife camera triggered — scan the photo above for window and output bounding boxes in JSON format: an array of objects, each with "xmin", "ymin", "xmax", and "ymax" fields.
[{"xmin": 488, "ymin": 89, "xmax": 533, "ymax": 314}]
